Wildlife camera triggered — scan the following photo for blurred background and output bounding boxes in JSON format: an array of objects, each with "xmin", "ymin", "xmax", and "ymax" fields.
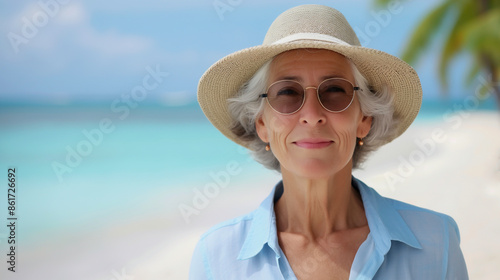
[{"xmin": 0, "ymin": 0, "xmax": 498, "ymax": 279}]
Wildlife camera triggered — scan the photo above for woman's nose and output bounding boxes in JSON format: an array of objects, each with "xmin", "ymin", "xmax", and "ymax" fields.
[{"xmin": 299, "ymin": 87, "xmax": 326, "ymax": 125}]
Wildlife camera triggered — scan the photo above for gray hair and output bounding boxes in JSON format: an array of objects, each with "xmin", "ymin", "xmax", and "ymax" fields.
[{"xmin": 228, "ymin": 56, "xmax": 398, "ymax": 171}]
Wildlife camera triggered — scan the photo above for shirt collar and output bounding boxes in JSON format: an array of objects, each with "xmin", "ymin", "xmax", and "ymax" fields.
[
  {"xmin": 237, "ymin": 178, "xmax": 422, "ymax": 260},
  {"xmin": 237, "ymin": 181, "xmax": 283, "ymax": 260},
  {"xmin": 353, "ymin": 177, "xmax": 422, "ymax": 251}
]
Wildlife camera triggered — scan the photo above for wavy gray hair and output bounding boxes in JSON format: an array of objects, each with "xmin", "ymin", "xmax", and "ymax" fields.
[{"xmin": 228, "ymin": 56, "xmax": 398, "ymax": 171}]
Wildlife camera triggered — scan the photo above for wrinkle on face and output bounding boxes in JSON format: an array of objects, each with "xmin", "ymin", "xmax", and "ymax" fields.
[{"xmin": 256, "ymin": 49, "xmax": 371, "ymax": 179}]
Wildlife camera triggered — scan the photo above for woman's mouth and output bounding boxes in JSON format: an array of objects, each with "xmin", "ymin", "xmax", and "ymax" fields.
[{"xmin": 293, "ymin": 139, "xmax": 333, "ymax": 149}]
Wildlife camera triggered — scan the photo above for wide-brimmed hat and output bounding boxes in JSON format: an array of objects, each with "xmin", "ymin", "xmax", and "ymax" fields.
[{"xmin": 198, "ymin": 4, "xmax": 422, "ymax": 148}]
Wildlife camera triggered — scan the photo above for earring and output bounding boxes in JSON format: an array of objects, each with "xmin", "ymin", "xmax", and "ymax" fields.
[
  {"xmin": 358, "ymin": 138, "xmax": 364, "ymax": 146},
  {"xmin": 265, "ymin": 144, "xmax": 270, "ymax": 151}
]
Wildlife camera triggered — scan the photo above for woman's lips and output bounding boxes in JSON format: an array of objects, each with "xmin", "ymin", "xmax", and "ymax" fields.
[{"xmin": 293, "ymin": 139, "xmax": 333, "ymax": 149}]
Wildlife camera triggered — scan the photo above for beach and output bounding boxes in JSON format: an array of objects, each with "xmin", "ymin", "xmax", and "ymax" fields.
[
  {"xmin": 2, "ymin": 0, "xmax": 500, "ymax": 278},
  {"xmin": 0, "ymin": 110, "xmax": 498, "ymax": 280}
]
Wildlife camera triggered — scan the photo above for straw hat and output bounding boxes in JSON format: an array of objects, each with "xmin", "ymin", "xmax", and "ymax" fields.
[{"xmin": 198, "ymin": 4, "xmax": 422, "ymax": 148}]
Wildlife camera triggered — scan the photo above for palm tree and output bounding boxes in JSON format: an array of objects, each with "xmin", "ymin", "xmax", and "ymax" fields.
[{"xmin": 375, "ymin": 0, "xmax": 500, "ymax": 109}]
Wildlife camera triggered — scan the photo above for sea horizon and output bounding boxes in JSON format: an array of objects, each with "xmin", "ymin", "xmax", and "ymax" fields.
[{"xmin": 0, "ymin": 98, "xmax": 498, "ymax": 241}]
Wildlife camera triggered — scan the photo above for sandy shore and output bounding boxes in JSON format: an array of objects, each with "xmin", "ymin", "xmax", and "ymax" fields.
[{"xmin": 2, "ymin": 111, "xmax": 498, "ymax": 280}]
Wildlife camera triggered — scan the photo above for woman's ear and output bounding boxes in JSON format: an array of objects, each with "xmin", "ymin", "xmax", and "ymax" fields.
[
  {"xmin": 357, "ymin": 115, "xmax": 373, "ymax": 138},
  {"xmin": 255, "ymin": 115, "xmax": 269, "ymax": 143}
]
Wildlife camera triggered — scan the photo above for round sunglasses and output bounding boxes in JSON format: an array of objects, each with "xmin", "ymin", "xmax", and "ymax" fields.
[{"xmin": 259, "ymin": 78, "xmax": 359, "ymax": 115}]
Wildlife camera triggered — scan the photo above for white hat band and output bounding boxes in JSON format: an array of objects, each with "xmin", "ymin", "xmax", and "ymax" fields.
[{"xmin": 271, "ymin": 33, "xmax": 352, "ymax": 46}]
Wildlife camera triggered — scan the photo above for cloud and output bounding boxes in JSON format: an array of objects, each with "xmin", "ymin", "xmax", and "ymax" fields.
[
  {"xmin": 56, "ymin": 2, "xmax": 87, "ymax": 24},
  {"xmin": 76, "ymin": 27, "xmax": 153, "ymax": 57},
  {"xmin": 2, "ymin": 2, "xmax": 152, "ymax": 59},
  {"xmin": 55, "ymin": 3, "xmax": 152, "ymax": 56}
]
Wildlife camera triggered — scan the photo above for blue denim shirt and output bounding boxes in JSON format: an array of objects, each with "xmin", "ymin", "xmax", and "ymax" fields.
[{"xmin": 189, "ymin": 177, "xmax": 468, "ymax": 279}]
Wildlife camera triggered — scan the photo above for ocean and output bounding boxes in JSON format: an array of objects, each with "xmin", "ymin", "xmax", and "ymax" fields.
[
  {"xmin": 0, "ymin": 99, "xmax": 496, "ymax": 244},
  {"xmin": 0, "ymin": 102, "xmax": 264, "ymax": 245}
]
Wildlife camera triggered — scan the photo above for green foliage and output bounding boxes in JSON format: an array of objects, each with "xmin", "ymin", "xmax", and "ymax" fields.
[
  {"xmin": 465, "ymin": 56, "xmax": 482, "ymax": 85},
  {"xmin": 461, "ymin": 9, "xmax": 500, "ymax": 66},
  {"xmin": 373, "ymin": 0, "xmax": 500, "ymax": 101},
  {"xmin": 438, "ymin": 0, "xmax": 476, "ymax": 88},
  {"xmin": 373, "ymin": 0, "xmax": 394, "ymax": 7},
  {"xmin": 401, "ymin": 0, "xmax": 455, "ymax": 65}
]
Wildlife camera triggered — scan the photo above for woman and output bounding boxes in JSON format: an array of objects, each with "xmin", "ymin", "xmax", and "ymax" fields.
[{"xmin": 191, "ymin": 5, "xmax": 468, "ymax": 279}]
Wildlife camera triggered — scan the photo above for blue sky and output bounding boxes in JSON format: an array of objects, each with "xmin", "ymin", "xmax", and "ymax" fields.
[{"xmin": 0, "ymin": 0, "xmax": 472, "ymax": 106}]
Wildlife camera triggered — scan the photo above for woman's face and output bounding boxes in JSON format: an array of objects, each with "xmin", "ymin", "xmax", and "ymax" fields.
[{"xmin": 256, "ymin": 49, "xmax": 372, "ymax": 179}]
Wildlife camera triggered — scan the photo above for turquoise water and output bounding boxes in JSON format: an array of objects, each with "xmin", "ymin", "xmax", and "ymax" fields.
[
  {"xmin": 0, "ymin": 100, "xmax": 496, "ymax": 242},
  {"xmin": 0, "ymin": 103, "xmax": 261, "ymax": 243}
]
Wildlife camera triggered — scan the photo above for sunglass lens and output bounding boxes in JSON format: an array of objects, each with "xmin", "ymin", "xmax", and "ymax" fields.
[
  {"xmin": 318, "ymin": 79, "xmax": 354, "ymax": 112},
  {"xmin": 267, "ymin": 81, "xmax": 304, "ymax": 114}
]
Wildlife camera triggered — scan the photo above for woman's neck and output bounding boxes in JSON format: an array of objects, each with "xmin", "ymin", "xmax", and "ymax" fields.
[{"xmin": 275, "ymin": 166, "xmax": 367, "ymax": 240}]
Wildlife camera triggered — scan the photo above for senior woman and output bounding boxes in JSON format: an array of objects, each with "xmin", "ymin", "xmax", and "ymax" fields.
[{"xmin": 190, "ymin": 5, "xmax": 468, "ymax": 280}]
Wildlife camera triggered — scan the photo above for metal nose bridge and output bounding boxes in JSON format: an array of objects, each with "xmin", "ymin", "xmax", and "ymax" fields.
[{"xmin": 302, "ymin": 86, "xmax": 322, "ymax": 110}]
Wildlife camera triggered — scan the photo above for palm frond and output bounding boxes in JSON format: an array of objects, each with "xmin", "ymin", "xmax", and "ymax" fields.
[
  {"xmin": 461, "ymin": 9, "xmax": 500, "ymax": 64},
  {"xmin": 438, "ymin": 1, "xmax": 478, "ymax": 88},
  {"xmin": 373, "ymin": 0, "xmax": 396, "ymax": 7},
  {"xmin": 401, "ymin": 0, "xmax": 456, "ymax": 65},
  {"xmin": 465, "ymin": 55, "xmax": 483, "ymax": 85}
]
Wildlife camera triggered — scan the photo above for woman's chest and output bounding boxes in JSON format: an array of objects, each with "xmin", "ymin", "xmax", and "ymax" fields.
[{"xmin": 278, "ymin": 228, "xmax": 369, "ymax": 280}]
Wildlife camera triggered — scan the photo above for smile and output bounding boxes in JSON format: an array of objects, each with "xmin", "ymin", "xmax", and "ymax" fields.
[{"xmin": 293, "ymin": 139, "xmax": 334, "ymax": 149}]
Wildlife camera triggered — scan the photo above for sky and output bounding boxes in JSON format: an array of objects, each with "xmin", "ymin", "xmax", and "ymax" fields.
[{"xmin": 0, "ymin": 0, "xmax": 475, "ymax": 106}]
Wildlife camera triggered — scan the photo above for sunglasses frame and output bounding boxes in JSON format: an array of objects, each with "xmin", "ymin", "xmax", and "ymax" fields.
[{"xmin": 259, "ymin": 77, "xmax": 360, "ymax": 115}]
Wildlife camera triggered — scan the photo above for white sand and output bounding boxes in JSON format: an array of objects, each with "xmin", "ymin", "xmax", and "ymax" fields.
[{"xmin": 2, "ymin": 111, "xmax": 498, "ymax": 280}]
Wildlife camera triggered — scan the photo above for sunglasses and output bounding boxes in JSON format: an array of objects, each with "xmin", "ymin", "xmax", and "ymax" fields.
[{"xmin": 259, "ymin": 78, "xmax": 359, "ymax": 115}]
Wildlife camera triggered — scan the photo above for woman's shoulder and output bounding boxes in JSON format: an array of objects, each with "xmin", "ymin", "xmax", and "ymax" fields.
[
  {"xmin": 198, "ymin": 211, "xmax": 256, "ymax": 243},
  {"xmin": 197, "ymin": 185, "xmax": 278, "ymax": 247},
  {"xmin": 189, "ymin": 209, "xmax": 268, "ymax": 279},
  {"xmin": 355, "ymin": 177, "xmax": 461, "ymax": 239},
  {"xmin": 190, "ymin": 207, "xmax": 288, "ymax": 279},
  {"xmin": 385, "ymin": 196, "xmax": 461, "ymax": 237},
  {"xmin": 360, "ymin": 184, "xmax": 468, "ymax": 278}
]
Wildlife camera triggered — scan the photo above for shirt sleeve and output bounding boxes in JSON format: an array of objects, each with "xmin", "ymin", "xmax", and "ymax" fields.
[
  {"xmin": 444, "ymin": 217, "xmax": 469, "ymax": 280},
  {"xmin": 189, "ymin": 238, "xmax": 212, "ymax": 280}
]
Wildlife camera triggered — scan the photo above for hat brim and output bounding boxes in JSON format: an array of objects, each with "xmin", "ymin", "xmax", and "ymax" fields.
[{"xmin": 198, "ymin": 40, "xmax": 422, "ymax": 149}]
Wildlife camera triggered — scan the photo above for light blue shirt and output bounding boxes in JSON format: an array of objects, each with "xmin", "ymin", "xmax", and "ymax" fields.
[{"xmin": 189, "ymin": 177, "xmax": 468, "ymax": 279}]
